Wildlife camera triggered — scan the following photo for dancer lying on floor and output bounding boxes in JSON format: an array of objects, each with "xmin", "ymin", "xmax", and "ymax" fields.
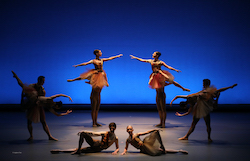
[
  {"xmin": 121, "ymin": 125, "xmax": 188, "ymax": 156},
  {"xmin": 51, "ymin": 122, "xmax": 119, "ymax": 155}
]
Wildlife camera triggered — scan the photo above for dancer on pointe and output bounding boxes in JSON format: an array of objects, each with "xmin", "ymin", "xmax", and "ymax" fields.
[
  {"xmin": 50, "ymin": 122, "xmax": 119, "ymax": 155},
  {"xmin": 170, "ymin": 79, "xmax": 237, "ymax": 142},
  {"xmin": 130, "ymin": 52, "xmax": 190, "ymax": 128},
  {"xmin": 67, "ymin": 50, "xmax": 122, "ymax": 127},
  {"xmin": 12, "ymin": 71, "xmax": 73, "ymax": 141},
  {"xmin": 121, "ymin": 125, "xmax": 188, "ymax": 156}
]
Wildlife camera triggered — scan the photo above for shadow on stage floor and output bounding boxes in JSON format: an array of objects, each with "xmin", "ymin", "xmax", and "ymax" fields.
[{"xmin": 0, "ymin": 104, "xmax": 250, "ymax": 161}]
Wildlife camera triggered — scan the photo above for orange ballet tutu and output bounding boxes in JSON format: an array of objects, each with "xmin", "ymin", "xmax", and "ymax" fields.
[
  {"xmin": 148, "ymin": 70, "xmax": 174, "ymax": 89},
  {"xmin": 80, "ymin": 69, "xmax": 109, "ymax": 89}
]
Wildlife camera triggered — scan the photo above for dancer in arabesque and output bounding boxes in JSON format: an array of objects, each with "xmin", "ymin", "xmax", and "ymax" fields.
[
  {"xmin": 12, "ymin": 71, "xmax": 72, "ymax": 141},
  {"xmin": 130, "ymin": 51, "xmax": 190, "ymax": 128},
  {"xmin": 67, "ymin": 49, "xmax": 122, "ymax": 127},
  {"xmin": 170, "ymin": 79, "xmax": 237, "ymax": 142}
]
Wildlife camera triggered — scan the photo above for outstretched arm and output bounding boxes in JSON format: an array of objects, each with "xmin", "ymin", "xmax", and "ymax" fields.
[
  {"xmin": 50, "ymin": 94, "xmax": 73, "ymax": 102},
  {"xmin": 130, "ymin": 55, "xmax": 149, "ymax": 63},
  {"xmin": 12, "ymin": 71, "xmax": 24, "ymax": 88},
  {"xmin": 137, "ymin": 129, "xmax": 160, "ymax": 136},
  {"xmin": 121, "ymin": 140, "xmax": 129, "ymax": 155},
  {"xmin": 103, "ymin": 54, "xmax": 123, "ymax": 61},
  {"xmin": 73, "ymin": 60, "xmax": 93, "ymax": 68},
  {"xmin": 175, "ymin": 106, "xmax": 193, "ymax": 117},
  {"xmin": 170, "ymin": 95, "xmax": 188, "ymax": 106},
  {"xmin": 162, "ymin": 62, "xmax": 181, "ymax": 73},
  {"xmin": 112, "ymin": 138, "xmax": 119, "ymax": 155},
  {"xmin": 216, "ymin": 84, "xmax": 237, "ymax": 93},
  {"xmin": 48, "ymin": 108, "xmax": 72, "ymax": 116}
]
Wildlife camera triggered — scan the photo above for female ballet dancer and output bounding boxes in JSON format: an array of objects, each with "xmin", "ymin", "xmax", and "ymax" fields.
[
  {"xmin": 121, "ymin": 125, "xmax": 188, "ymax": 156},
  {"xmin": 130, "ymin": 51, "xmax": 190, "ymax": 128},
  {"xmin": 170, "ymin": 79, "xmax": 237, "ymax": 142},
  {"xmin": 67, "ymin": 49, "xmax": 123, "ymax": 127},
  {"xmin": 12, "ymin": 71, "xmax": 73, "ymax": 141}
]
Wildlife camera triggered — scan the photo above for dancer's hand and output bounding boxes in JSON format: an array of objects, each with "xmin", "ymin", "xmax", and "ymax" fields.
[
  {"xmin": 68, "ymin": 96, "xmax": 73, "ymax": 102},
  {"xmin": 66, "ymin": 110, "xmax": 72, "ymax": 114},
  {"xmin": 117, "ymin": 54, "xmax": 123, "ymax": 57},
  {"xmin": 11, "ymin": 71, "xmax": 17, "ymax": 78},
  {"xmin": 175, "ymin": 69, "xmax": 181, "ymax": 73},
  {"xmin": 175, "ymin": 112, "xmax": 184, "ymax": 117},
  {"xmin": 130, "ymin": 55, "xmax": 136, "ymax": 59},
  {"xmin": 73, "ymin": 65, "xmax": 78, "ymax": 68}
]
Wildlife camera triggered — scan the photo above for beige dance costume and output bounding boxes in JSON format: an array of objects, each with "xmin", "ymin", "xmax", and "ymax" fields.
[
  {"xmin": 146, "ymin": 59, "xmax": 174, "ymax": 89},
  {"xmin": 192, "ymin": 87, "xmax": 217, "ymax": 118},
  {"xmin": 126, "ymin": 131, "xmax": 164, "ymax": 156},
  {"xmin": 79, "ymin": 59, "xmax": 108, "ymax": 89},
  {"xmin": 22, "ymin": 85, "xmax": 54, "ymax": 123}
]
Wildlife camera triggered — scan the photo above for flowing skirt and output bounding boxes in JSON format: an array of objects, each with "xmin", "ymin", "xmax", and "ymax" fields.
[
  {"xmin": 140, "ymin": 131, "xmax": 163, "ymax": 156},
  {"xmin": 80, "ymin": 69, "xmax": 108, "ymax": 89},
  {"xmin": 148, "ymin": 70, "xmax": 174, "ymax": 89}
]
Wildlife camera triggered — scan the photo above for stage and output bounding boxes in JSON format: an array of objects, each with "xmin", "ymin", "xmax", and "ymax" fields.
[{"xmin": 1, "ymin": 106, "xmax": 250, "ymax": 161}]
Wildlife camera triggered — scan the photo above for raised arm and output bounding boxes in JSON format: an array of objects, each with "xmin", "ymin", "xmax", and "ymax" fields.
[
  {"xmin": 137, "ymin": 129, "xmax": 159, "ymax": 136},
  {"xmin": 73, "ymin": 60, "xmax": 93, "ymax": 68},
  {"xmin": 121, "ymin": 140, "xmax": 129, "ymax": 155},
  {"xmin": 50, "ymin": 94, "xmax": 73, "ymax": 102},
  {"xmin": 112, "ymin": 138, "xmax": 119, "ymax": 155},
  {"xmin": 170, "ymin": 95, "xmax": 188, "ymax": 106},
  {"xmin": 162, "ymin": 62, "xmax": 181, "ymax": 72},
  {"xmin": 175, "ymin": 106, "xmax": 193, "ymax": 117},
  {"xmin": 48, "ymin": 108, "xmax": 72, "ymax": 116},
  {"xmin": 103, "ymin": 54, "xmax": 123, "ymax": 61},
  {"xmin": 216, "ymin": 84, "xmax": 237, "ymax": 93},
  {"xmin": 12, "ymin": 71, "xmax": 24, "ymax": 88},
  {"xmin": 130, "ymin": 55, "xmax": 149, "ymax": 63},
  {"xmin": 77, "ymin": 131, "xmax": 106, "ymax": 137}
]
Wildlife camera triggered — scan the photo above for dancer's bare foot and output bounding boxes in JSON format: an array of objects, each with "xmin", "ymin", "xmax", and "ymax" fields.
[
  {"xmin": 71, "ymin": 149, "xmax": 81, "ymax": 155},
  {"xmin": 178, "ymin": 136, "xmax": 188, "ymax": 140},
  {"xmin": 179, "ymin": 149, "xmax": 188, "ymax": 154},
  {"xmin": 49, "ymin": 136, "xmax": 58, "ymax": 141},
  {"xmin": 11, "ymin": 71, "xmax": 17, "ymax": 78},
  {"xmin": 50, "ymin": 149, "xmax": 61, "ymax": 154},
  {"xmin": 92, "ymin": 124, "xmax": 97, "ymax": 127},
  {"xmin": 161, "ymin": 123, "xmax": 166, "ymax": 128},
  {"xmin": 96, "ymin": 123, "xmax": 102, "ymax": 127},
  {"xmin": 155, "ymin": 123, "xmax": 162, "ymax": 127},
  {"xmin": 208, "ymin": 138, "xmax": 213, "ymax": 143},
  {"xmin": 27, "ymin": 136, "xmax": 33, "ymax": 141},
  {"xmin": 67, "ymin": 79, "xmax": 73, "ymax": 82}
]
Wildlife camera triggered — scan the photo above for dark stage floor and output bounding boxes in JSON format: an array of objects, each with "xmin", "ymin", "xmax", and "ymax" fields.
[{"xmin": 1, "ymin": 108, "xmax": 250, "ymax": 161}]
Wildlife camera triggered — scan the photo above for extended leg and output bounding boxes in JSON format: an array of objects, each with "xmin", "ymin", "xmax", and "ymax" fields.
[
  {"xmin": 67, "ymin": 77, "xmax": 82, "ymax": 82},
  {"xmin": 179, "ymin": 116, "xmax": 200, "ymax": 140},
  {"xmin": 71, "ymin": 132, "xmax": 96, "ymax": 155},
  {"xmin": 173, "ymin": 81, "xmax": 190, "ymax": 92},
  {"xmin": 204, "ymin": 114, "xmax": 212, "ymax": 142},
  {"xmin": 27, "ymin": 119, "xmax": 33, "ymax": 141}
]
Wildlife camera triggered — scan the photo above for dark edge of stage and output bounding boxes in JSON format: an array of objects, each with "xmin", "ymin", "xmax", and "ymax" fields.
[{"xmin": 0, "ymin": 104, "xmax": 249, "ymax": 112}]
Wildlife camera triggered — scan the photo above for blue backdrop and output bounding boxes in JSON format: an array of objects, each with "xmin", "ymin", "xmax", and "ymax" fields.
[{"xmin": 1, "ymin": 0, "xmax": 249, "ymax": 104}]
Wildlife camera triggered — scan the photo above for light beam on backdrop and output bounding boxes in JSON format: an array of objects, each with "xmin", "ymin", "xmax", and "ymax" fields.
[{"xmin": 1, "ymin": 0, "xmax": 249, "ymax": 104}]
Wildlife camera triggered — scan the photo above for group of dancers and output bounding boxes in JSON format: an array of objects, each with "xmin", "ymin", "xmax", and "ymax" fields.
[{"xmin": 12, "ymin": 49, "xmax": 237, "ymax": 156}]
